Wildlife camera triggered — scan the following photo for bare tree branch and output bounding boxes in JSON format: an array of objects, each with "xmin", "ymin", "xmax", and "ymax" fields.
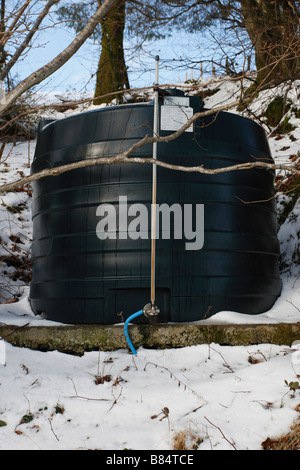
[
  {"xmin": 0, "ymin": 97, "xmax": 299, "ymax": 195},
  {"xmin": 0, "ymin": 0, "xmax": 61, "ymax": 81},
  {"xmin": 0, "ymin": 0, "xmax": 117, "ymax": 116},
  {"xmin": 1, "ymin": 153, "xmax": 297, "ymax": 195},
  {"xmin": 0, "ymin": 0, "xmax": 32, "ymax": 48},
  {"xmin": 204, "ymin": 416, "xmax": 237, "ymax": 450},
  {"xmin": 0, "ymin": 73, "xmax": 255, "ymax": 135}
]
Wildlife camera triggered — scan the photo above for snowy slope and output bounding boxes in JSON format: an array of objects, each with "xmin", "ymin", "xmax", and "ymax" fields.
[{"xmin": 0, "ymin": 78, "xmax": 299, "ymax": 450}]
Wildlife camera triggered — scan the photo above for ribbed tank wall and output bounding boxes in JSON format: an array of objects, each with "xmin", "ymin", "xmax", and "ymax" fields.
[{"xmin": 30, "ymin": 97, "xmax": 282, "ymax": 324}]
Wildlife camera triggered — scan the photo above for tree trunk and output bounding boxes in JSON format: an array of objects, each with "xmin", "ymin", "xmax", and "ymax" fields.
[
  {"xmin": 94, "ymin": 0, "xmax": 129, "ymax": 105},
  {"xmin": 240, "ymin": 0, "xmax": 300, "ymax": 87}
]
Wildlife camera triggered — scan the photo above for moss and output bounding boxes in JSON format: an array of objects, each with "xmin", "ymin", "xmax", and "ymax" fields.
[
  {"xmin": 1, "ymin": 323, "xmax": 300, "ymax": 355},
  {"xmin": 277, "ymin": 115, "xmax": 296, "ymax": 134},
  {"xmin": 265, "ymin": 95, "xmax": 291, "ymax": 127},
  {"xmin": 291, "ymin": 106, "xmax": 300, "ymax": 119},
  {"xmin": 264, "ymin": 95, "xmax": 295, "ymax": 133},
  {"xmin": 237, "ymin": 83, "xmax": 260, "ymax": 111}
]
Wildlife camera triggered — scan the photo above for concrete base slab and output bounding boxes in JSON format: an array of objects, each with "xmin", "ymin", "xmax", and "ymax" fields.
[{"xmin": 1, "ymin": 322, "xmax": 300, "ymax": 355}]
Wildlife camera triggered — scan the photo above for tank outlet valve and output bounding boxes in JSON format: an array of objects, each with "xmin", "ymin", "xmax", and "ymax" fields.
[{"xmin": 143, "ymin": 303, "xmax": 160, "ymax": 323}]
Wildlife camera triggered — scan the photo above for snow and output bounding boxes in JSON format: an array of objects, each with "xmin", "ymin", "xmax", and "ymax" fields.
[
  {"xmin": 0, "ymin": 78, "xmax": 300, "ymax": 450},
  {"xmin": 0, "ymin": 341, "xmax": 299, "ymax": 450}
]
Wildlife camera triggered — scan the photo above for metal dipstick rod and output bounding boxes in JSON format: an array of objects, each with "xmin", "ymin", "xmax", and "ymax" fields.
[
  {"xmin": 151, "ymin": 56, "xmax": 159, "ymax": 305},
  {"xmin": 144, "ymin": 55, "xmax": 160, "ymax": 322}
]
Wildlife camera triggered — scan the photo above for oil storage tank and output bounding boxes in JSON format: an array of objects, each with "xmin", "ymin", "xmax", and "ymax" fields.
[{"xmin": 30, "ymin": 90, "xmax": 282, "ymax": 324}]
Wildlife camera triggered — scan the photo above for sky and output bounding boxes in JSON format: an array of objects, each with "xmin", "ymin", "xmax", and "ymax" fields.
[
  {"xmin": 3, "ymin": 0, "xmax": 253, "ymax": 102},
  {"xmin": 7, "ymin": 2, "xmax": 229, "ymax": 96},
  {"xmin": 13, "ymin": 28, "xmax": 206, "ymax": 95}
]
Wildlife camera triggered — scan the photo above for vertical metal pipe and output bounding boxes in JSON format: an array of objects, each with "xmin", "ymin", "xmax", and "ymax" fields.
[{"xmin": 151, "ymin": 55, "xmax": 159, "ymax": 307}]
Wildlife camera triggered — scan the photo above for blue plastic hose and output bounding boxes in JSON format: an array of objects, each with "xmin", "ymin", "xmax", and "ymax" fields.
[{"xmin": 124, "ymin": 309, "xmax": 143, "ymax": 355}]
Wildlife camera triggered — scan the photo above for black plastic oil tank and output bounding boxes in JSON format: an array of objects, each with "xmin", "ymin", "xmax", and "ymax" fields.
[{"xmin": 30, "ymin": 91, "xmax": 282, "ymax": 324}]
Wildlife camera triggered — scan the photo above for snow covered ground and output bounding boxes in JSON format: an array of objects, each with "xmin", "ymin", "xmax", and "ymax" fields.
[{"xmin": 0, "ymin": 78, "xmax": 300, "ymax": 451}]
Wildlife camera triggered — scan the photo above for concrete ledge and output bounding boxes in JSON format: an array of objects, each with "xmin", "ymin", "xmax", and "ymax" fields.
[{"xmin": 1, "ymin": 322, "xmax": 300, "ymax": 355}]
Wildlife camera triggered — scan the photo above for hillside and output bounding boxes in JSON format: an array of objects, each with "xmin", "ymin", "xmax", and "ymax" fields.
[{"xmin": 0, "ymin": 77, "xmax": 299, "ymax": 450}]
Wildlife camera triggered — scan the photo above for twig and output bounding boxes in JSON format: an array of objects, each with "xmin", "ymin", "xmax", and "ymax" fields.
[
  {"xmin": 144, "ymin": 362, "xmax": 206, "ymax": 404},
  {"xmin": 183, "ymin": 405, "xmax": 204, "ymax": 416},
  {"xmin": 287, "ymin": 299, "xmax": 300, "ymax": 312},
  {"xmin": 69, "ymin": 394, "xmax": 109, "ymax": 402},
  {"xmin": 209, "ymin": 346, "xmax": 235, "ymax": 373},
  {"xmin": 68, "ymin": 377, "xmax": 109, "ymax": 402},
  {"xmin": 204, "ymin": 416, "xmax": 237, "ymax": 450},
  {"xmin": 48, "ymin": 418, "xmax": 59, "ymax": 442},
  {"xmin": 24, "ymin": 394, "xmax": 31, "ymax": 414},
  {"xmin": 108, "ymin": 386, "xmax": 123, "ymax": 411},
  {"xmin": 0, "ymin": 322, "xmax": 30, "ymax": 341},
  {"xmin": 0, "ymin": 142, "xmax": 5, "ymax": 161}
]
